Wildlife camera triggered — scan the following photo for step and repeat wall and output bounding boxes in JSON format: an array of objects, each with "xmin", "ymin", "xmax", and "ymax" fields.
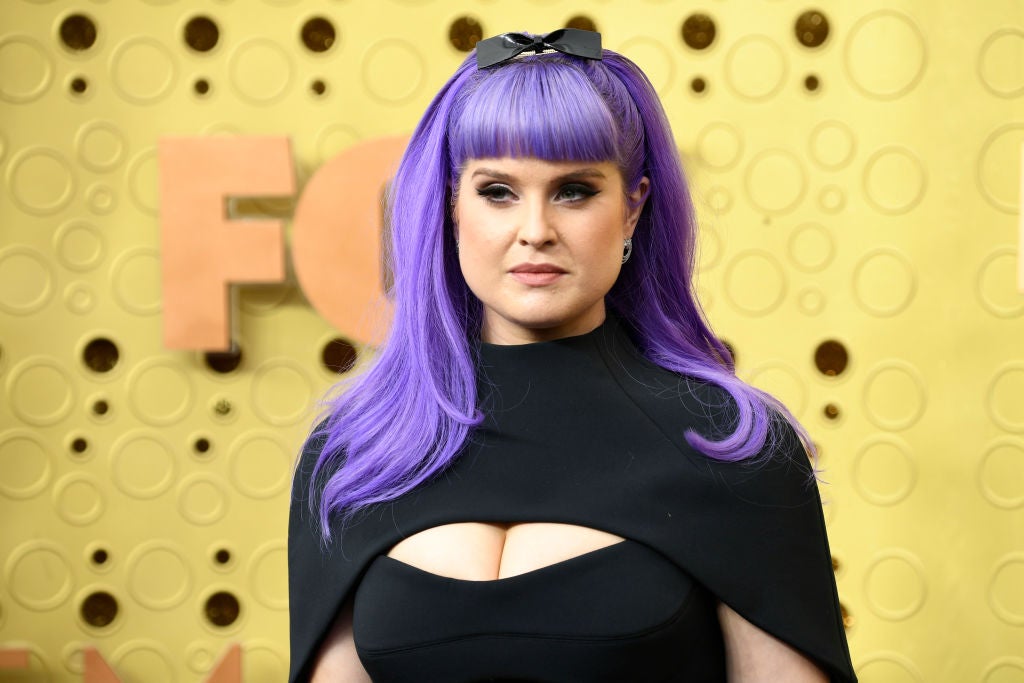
[{"xmin": 1, "ymin": 0, "xmax": 1022, "ymax": 681}]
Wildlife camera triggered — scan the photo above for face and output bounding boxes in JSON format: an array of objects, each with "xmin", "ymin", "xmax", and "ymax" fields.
[{"xmin": 453, "ymin": 157, "xmax": 648, "ymax": 345}]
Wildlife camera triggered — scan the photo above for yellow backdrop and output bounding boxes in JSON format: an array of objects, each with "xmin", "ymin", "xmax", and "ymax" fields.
[{"xmin": 0, "ymin": 0, "xmax": 1021, "ymax": 681}]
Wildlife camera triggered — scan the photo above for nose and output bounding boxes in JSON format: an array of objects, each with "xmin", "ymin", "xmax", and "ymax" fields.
[{"xmin": 516, "ymin": 198, "xmax": 556, "ymax": 248}]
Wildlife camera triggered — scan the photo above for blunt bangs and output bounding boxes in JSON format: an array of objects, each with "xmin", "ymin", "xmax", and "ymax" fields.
[{"xmin": 449, "ymin": 56, "xmax": 620, "ymax": 171}]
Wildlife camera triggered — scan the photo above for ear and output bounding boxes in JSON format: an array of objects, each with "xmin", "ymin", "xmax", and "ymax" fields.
[{"xmin": 624, "ymin": 176, "xmax": 650, "ymax": 239}]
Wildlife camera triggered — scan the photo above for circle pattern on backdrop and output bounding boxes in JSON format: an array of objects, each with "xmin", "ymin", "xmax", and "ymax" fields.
[
  {"xmin": 5, "ymin": 541, "xmax": 74, "ymax": 611},
  {"xmin": 695, "ymin": 122, "xmax": 743, "ymax": 171},
  {"xmin": 228, "ymin": 38, "xmax": 294, "ymax": 103},
  {"xmin": 788, "ymin": 223, "xmax": 835, "ymax": 273},
  {"xmin": 844, "ymin": 11, "xmax": 927, "ymax": 100},
  {"xmin": 723, "ymin": 250, "xmax": 787, "ymax": 316},
  {"xmin": 853, "ymin": 436, "xmax": 916, "ymax": 505},
  {"xmin": 126, "ymin": 542, "xmax": 193, "ymax": 610},
  {"xmin": 864, "ymin": 550, "xmax": 928, "ymax": 620},
  {"xmin": 0, "ymin": 36, "xmax": 53, "ymax": 103},
  {"xmin": 976, "ymin": 247, "xmax": 1024, "ymax": 318},
  {"xmin": 747, "ymin": 362, "xmax": 808, "ymax": 417},
  {"xmin": 361, "ymin": 39, "xmax": 426, "ymax": 104},
  {"xmin": 856, "ymin": 653, "xmax": 924, "ymax": 683},
  {"xmin": 852, "ymin": 248, "xmax": 917, "ymax": 317},
  {"xmin": 862, "ymin": 361, "xmax": 927, "ymax": 431},
  {"xmin": 987, "ymin": 364, "xmax": 1024, "ymax": 432},
  {"xmin": 616, "ymin": 37, "xmax": 674, "ymax": 95},
  {"xmin": 863, "ymin": 146, "xmax": 927, "ymax": 214},
  {"xmin": 126, "ymin": 148, "xmax": 160, "ymax": 215},
  {"xmin": 8, "ymin": 357, "xmax": 74, "ymax": 426},
  {"xmin": 75, "ymin": 120, "xmax": 127, "ymax": 172},
  {"xmin": 110, "ymin": 431, "xmax": 176, "ymax": 499},
  {"xmin": 110, "ymin": 38, "xmax": 177, "ymax": 103},
  {"xmin": 989, "ymin": 555, "xmax": 1024, "ymax": 625},
  {"xmin": 744, "ymin": 150, "xmax": 807, "ymax": 214},
  {"xmin": 177, "ymin": 473, "xmax": 230, "ymax": 526},
  {"xmin": 251, "ymin": 361, "xmax": 313, "ymax": 425},
  {"xmin": 0, "ymin": 247, "xmax": 55, "ymax": 315},
  {"xmin": 53, "ymin": 473, "xmax": 105, "ymax": 525},
  {"xmin": 724, "ymin": 35, "xmax": 787, "ymax": 101},
  {"xmin": 978, "ymin": 438, "xmax": 1024, "ymax": 509},
  {"xmin": 111, "ymin": 640, "xmax": 174, "ymax": 683},
  {"xmin": 809, "ymin": 120, "xmax": 856, "ymax": 170},
  {"xmin": 0, "ymin": 430, "xmax": 53, "ymax": 499},
  {"xmin": 228, "ymin": 432, "xmax": 291, "ymax": 499},
  {"xmin": 248, "ymin": 541, "xmax": 288, "ymax": 610},
  {"xmin": 55, "ymin": 221, "xmax": 106, "ymax": 272},
  {"xmin": 111, "ymin": 247, "xmax": 162, "ymax": 315},
  {"xmin": 976, "ymin": 124, "xmax": 1024, "ymax": 213},
  {"xmin": 6, "ymin": 147, "xmax": 76, "ymax": 216},
  {"xmin": 127, "ymin": 359, "xmax": 193, "ymax": 425},
  {"xmin": 978, "ymin": 29, "xmax": 1024, "ymax": 98}
]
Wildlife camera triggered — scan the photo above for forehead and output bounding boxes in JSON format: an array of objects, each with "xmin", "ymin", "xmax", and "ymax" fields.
[{"xmin": 459, "ymin": 157, "xmax": 622, "ymax": 182}]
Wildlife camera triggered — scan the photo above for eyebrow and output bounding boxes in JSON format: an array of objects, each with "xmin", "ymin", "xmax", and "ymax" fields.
[{"xmin": 469, "ymin": 167, "xmax": 608, "ymax": 182}]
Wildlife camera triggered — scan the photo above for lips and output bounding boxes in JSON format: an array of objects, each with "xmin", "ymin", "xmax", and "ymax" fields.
[{"xmin": 509, "ymin": 262, "xmax": 566, "ymax": 286}]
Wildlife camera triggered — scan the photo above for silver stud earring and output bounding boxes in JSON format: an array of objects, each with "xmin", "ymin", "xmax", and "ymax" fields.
[{"xmin": 621, "ymin": 238, "xmax": 633, "ymax": 264}]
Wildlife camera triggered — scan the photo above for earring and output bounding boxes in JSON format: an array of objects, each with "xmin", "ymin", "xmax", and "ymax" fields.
[
  {"xmin": 455, "ymin": 241, "xmax": 460, "ymax": 254},
  {"xmin": 621, "ymin": 238, "xmax": 633, "ymax": 264}
]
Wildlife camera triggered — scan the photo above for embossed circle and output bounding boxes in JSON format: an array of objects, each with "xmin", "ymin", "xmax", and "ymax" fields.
[
  {"xmin": 990, "ymin": 555, "xmax": 1024, "ymax": 625},
  {"xmin": 744, "ymin": 150, "xmax": 807, "ymax": 214},
  {"xmin": 251, "ymin": 361, "xmax": 313, "ymax": 425},
  {"xmin": 65, "ymin": 282, "xmax": 97, "ymax": 314},
  {"xmin": 249, "ymin": 541, "xmax": 288, "ymax": 609},
  {"xmin": 8, "ymin": 357, "xmax": 74, "ymax": 426},
  {"xmin": 863, "ymin": 146, "xmax": 926, "ymax": 214},
  {"xmin": 127, "ymin": 359, "xmax": 192, "ymax": 425},
  {"xmin": 853, "ymin": 436, "xmax": 916, "ymax": 505},
  {"xmin": 239, "ymin": 285, "xmax": 291, "ymax": 316},
  {"xmin": 977, "ymin": 247, "xmax": 1024, "ymax": 317},
  {"xmin": 856, "ymin": 653, "xmax": 924, "ymax": 683},
  {"xmin": 315, "ymin": 123, "xmax": 361, "ymax": 164},
  {"xmin": 110, "ymin": 431, "xmax": 176, "ymax": 499},
  {"xmin": 809, "ymin": 120, "xmax": 856, "ymax": 170},
  {"xmin": 852, "ymin": 249, "xmax": 916, "ymax": 316},
  {"xmin": 126, "ymin": 148, "xmax": 160, "ymax": 215},
  {"xmin": 797, "ymin": 287, "xmax": 825, "ymax": 316},
  {"xmin": 54, "ymin": 473, "xmax": 105, "ymax": 525},
  {"xmin": 979, "ymin": 438, "xmax": 1024, "ymax": 509},
  {"xmin": 55, "ymin": 221, "xmax": 105, "ymax": 272},
  {"xmin": 723, "ymin": 250, "xmax": 787, "ymax": 316},
  {"xmin": 111, "ymin": 247, "xmax": 161, "ymax": 315},
  {"xmin": 361, "ymin": 39, "xmax": 425, "ymax": 104},
  {"xmin": 977, "ymin": 124, "xmax": 1024, "ymax": 213},
  {"xmin": 819, "ymin": 185, "xmax": 845, "ymax": 213},
  {"xmin": 75, "ymin": 121, "xmax": 127, "ymax": 172},
  {"xmin": 6, "ymin": 541, "xmax": 74, "ymax": 610},
  {"xmin": 6, "ymin": 147, "xmax": 75, "ymax": 215},
  {"xmin": 788, "ymin": 223, "xmax": 834, "ymax": 273},
  {"xmin": 724, "ymin": 35, "xmax": 787, "ymax": 101},
  {"xmin": 864, "ymin": 551, "xmax": 927, "ymax": 620},
  {"xmin": 983, "ymin": 657, "xmax": 1024, "ymax": 683},
  {"xmin": 244, "ymin": 642, "xmax": 287, "ymax": 681},
  {"xmin": 0, "ymin": 247, "xmax": 54, "ymax": 314},
  {"xmin": 616, "ymin": 37, "xmax": 674, "ymax": 95},
  {"xmin": 185, "ymin": 641, "xmax": 217, "ymax": 674},
  {"xmin": 126, "ymin": 542, "xmax": 192, "ymax": 610},
  {"xmin": 747, "ymin": 362, "xmax": 807, "ymax": 417},
  {"xmin": 988, "ymin": 364, "xmax": 1024, "ymax": 432},
  {"xmin": 86, "ymin": 183, "xmax": 117, "ymax": 215},
  {"xmin": 978, "ymin": 29, "xmax": 1024, "ymax": 98},
  {"xmin": 695, "ymin": 122, "xmax": 743, "ymax": 171},
  {"xmin": 228, "ymin": 38, "xmax": 294, "ymax": 103},
  {"xmin": 178, "ymin": 473, "xmax": 229, "ymax": 525},
  {"xmin": 111, "ymin": 641, "xmax": 174, "ymax": 682},
  {"xmin": 0, "ymin": 430, "xmax": 52, "ymax": 499},
  {"xmin": 862, "ymin": 361, "xmax": 927, "ymax": 431},
  {"xmin": 110, "ymin": 38, "xmax": 177, "ymax": 103},
  {"xmin": 229, "ymin": 432, "xmax": 291, "ymax": 499},
  {"xmin": 0, "ymin": 36, "xmax": 53, "ymax": 103},
  {"xmin": 844, "ymin": 11, "xmax": 926, "ymax": 100}
]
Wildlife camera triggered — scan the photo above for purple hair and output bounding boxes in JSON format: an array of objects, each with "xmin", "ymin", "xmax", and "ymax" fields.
[{"xmin": 308, "ymin": 47, "xmax": 814, "ymax": 539}]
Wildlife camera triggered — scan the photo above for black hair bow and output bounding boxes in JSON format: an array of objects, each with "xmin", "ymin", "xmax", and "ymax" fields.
[{"xmin": 475, "ymin": 28, "xmax": 603, "ymax": 68}]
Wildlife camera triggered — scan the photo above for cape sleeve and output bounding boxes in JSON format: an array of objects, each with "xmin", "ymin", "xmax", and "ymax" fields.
[{"xmin": 287, "ymin": 428, "xmax": 389, "ymax": 683}]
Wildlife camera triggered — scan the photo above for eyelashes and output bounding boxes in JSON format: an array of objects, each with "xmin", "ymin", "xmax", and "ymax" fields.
[{"xmin": 475, "ymin": 183, "xmax": 601, "ymax": 204}]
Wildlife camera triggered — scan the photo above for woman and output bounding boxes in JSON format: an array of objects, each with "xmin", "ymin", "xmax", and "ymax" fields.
[{"xmin": 289, "ymin": 29, "xmax": 856, "ymax": 682}]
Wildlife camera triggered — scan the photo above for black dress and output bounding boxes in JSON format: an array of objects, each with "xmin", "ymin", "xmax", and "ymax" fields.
[{"xmin": 288, "ymin": 315, "xmax": 857, "ymax": 682}]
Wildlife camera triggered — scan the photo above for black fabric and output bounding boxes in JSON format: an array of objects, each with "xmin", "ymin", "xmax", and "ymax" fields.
[
  {"xmin": 353, "ymin": 540, "xmax": 725, "ymax": 682},
  {"xmin": 288, "ymin": 315, "xmax": 857, "ymax": 682}
]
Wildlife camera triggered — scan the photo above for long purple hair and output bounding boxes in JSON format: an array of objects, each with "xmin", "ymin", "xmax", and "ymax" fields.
[{"xmin": 308, "ymin": 47, "xmax": 813, "ymax": 539}]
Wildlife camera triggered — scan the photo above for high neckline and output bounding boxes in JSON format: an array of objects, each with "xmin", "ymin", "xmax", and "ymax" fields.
[{"xmin": 477, "ymin": 313, "xmax": 622, "ymax": 363}]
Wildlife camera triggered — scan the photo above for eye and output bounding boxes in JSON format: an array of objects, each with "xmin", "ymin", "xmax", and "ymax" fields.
[
  {"xmin": 476, "ymin": 184, "xmax": 516, "ymax": 203},
  {"xmin": 555, "ymin": 183, "xmax": 599, "ymax": 202}
]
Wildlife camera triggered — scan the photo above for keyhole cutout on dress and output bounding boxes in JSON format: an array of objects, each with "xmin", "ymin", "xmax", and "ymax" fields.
[{"xmin": 386, "ymin": 522, "xmax": 627, "ymax": 581}]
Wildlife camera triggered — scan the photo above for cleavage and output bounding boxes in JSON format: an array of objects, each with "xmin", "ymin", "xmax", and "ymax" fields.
[{"xmin": 386, "ymin": 522, "xmax": 625, "ymax": 581}]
